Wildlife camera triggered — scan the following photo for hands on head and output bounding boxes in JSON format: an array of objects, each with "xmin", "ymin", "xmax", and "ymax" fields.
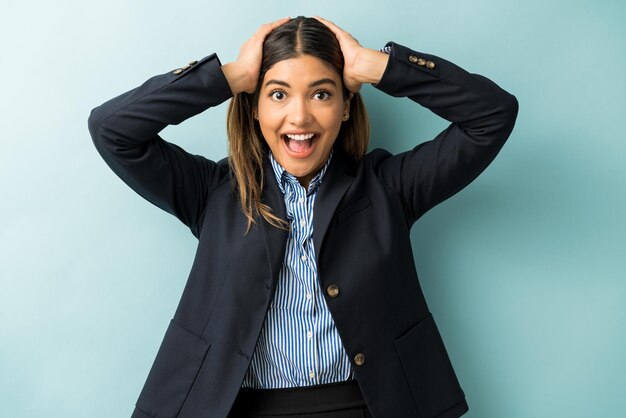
[
  {"xmin": 222, "ymin": 17, "xmax": 290, "ymax": 94},
  {"xmin": 222, "ymin": 16, "xmax": 388, "ymax": 95},
  {"xmin": 314, "ymin": 17, "xmax": 390, "ymax": 92}
]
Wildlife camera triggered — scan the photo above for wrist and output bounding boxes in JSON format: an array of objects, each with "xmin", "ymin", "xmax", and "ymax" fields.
[
  {"xmin": 354, "ymin": 49, "xmax": 389, "ymax": 85},
  {"xmin": 221, "ymin": 62, "xmax": 255, "ymax": 95}
]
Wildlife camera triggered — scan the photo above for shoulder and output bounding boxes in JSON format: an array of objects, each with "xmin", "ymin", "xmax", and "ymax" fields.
[
  {"xmin": 209, "ymin": 155, "xmax": 234, "ymax": 192},
  {"xmin": 357, "ymin": 148, "xmax": 396, "ymax": 175}
]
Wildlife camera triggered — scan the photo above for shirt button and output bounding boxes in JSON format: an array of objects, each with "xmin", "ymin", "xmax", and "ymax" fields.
[
  {"xmin": 307, "ymin": 330, "xmax": 313, "ymax": 339},
  {"xmin": 309, "ymin": 371, "xmax": 315, "ymax": 379},
  {"xmin": 306, "ymin": 293, "xmax": 312, "ymax": 300},
  {"xmin": 326, "ymin": 285, "xmax": 339, "ymax": 298},
  {"xmin": 354, "ymin": 353, "xmax": 366, "ymax": 366},
  {"xmin": 300, "ymin": 219, "xmax": 306, "ymax": 227},
  {"xmin": 301, "ymin": 254, "xmax": 307, "ymax": 261},
  {"xmin": 298, "ymin": 197, "xmax": 305, "ymax": 204}
]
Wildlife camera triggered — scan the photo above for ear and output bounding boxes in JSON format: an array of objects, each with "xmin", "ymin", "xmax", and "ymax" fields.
[{"xmin": 343, "ymin": 93, "xmax": 353, "ymax": 115}]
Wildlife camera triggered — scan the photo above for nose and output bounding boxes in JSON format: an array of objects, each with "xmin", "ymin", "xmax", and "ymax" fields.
[{"xmin": 287, "ymin": 97, "xmax": 312, "ymax": 126}]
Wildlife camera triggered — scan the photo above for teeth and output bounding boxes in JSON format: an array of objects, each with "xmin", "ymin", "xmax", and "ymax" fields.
[{"xmin": 285, "ymin": 133, "xmax": 315, "ymax": 141}]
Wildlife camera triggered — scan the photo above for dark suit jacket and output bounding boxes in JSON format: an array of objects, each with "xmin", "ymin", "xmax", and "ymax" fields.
[{"xmin": 88, "ymin": 41, "xmax": 518, "ymax": 418}]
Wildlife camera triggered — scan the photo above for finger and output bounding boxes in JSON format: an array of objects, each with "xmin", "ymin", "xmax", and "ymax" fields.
[
  {"xmin": 256, "ymin": 17, "xmax": 291, "ymax": 37},
  {"xmin": 313, "ymin": 16, "xmax": 345, "ymax": 38},
  {"xmin": 313, "ymin": 16, "xmax": 336, "ymax": 28},
  {"xmin": 267, "ymin": 16, "xmax": 291, "ymax": 29},
  {"xmin": 248, "ymin": 17, "xmax": 290, "ymax": 47},
  {"xmin": 315, "ymin": 16, "xmax": 359, "ymax": 47}
]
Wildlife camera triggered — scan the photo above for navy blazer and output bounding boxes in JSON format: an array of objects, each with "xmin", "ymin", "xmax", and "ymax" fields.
[{"xmin": 88, "ymin": 42, "xmax": 518, "ymax": 418}]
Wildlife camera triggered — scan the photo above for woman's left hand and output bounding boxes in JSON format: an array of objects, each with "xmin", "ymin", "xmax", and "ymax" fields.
[{"xmin": 314, "ymin": 16, "xmax": 389, "ymax": 93}]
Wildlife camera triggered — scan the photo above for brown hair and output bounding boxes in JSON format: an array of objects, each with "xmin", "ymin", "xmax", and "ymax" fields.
[{"xmin": 227, "ymin": 16, "xmax": 370, "ymax": 231}]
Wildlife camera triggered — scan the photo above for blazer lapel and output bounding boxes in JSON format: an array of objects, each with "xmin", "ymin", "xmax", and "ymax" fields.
[
  {"xmin": 313, "ymin": 149, "xmax": 355, "ymax": 260},
  {"xmin": 259, "ymin": 158, "xmax": 289, "ymax": 288},
  {"xmin": 258, "ymin": 149, "xmax": 355, "ymax": 282}
]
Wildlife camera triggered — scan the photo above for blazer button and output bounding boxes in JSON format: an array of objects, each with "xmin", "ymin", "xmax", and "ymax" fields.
[
  {"xmin": 354, "ymin": 353, "xmax": 365, "ymax": 366},
  {"xmin": 417, "ymin": 58, "xmax": 427, "ymax": 66},
  {"xmin": 327, "ymin": 284, "xmax": 339, "ymax": 298},
  {"xmin": 172, "ymin": 68, "xmax": 183, "ymax": 74},
  {"xmin": 408, "ymin": 54, "xmax": 418, "ymax": 63},
  {"xmin": 426, "ymin": 60, "xmax": 436, "ymax": 69}
]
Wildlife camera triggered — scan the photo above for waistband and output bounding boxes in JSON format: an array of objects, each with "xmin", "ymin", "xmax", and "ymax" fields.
[{"xmin": 231, "ymin": 379, "xmax": 367, "ymax": 415}]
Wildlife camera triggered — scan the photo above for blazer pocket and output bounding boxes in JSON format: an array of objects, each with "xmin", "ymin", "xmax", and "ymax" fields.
[
  {"xmin": 335, "ymin": 196, "xmax": 372, "ymax": 224},
  {"xmin": 394, "ymin": 314, "xmax": 465, "ymax": 418},
  {"xmin": 135, "ymin": 319, "xmax": 211, "ymax": 418}
]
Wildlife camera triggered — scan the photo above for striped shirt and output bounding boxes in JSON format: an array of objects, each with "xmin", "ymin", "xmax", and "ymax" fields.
[{"xmin": 241, "ymin": 150, "xmax": 355, "ymax": 388}]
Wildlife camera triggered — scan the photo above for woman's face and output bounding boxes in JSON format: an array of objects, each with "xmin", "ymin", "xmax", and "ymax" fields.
[{"xmin": 256, "ymin": 54, "xmax": 349, "ymax": 188}]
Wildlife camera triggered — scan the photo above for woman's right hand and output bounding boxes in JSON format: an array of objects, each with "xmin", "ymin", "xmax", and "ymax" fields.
[{"xmin": 222, "ymin": 17, "xmax": 291, "ymax": 94}]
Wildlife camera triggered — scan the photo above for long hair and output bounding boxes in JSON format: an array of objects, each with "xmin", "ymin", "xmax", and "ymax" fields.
[{"xmin": 227, "ymin": 16, "xmax": 370, "ymax": 231}]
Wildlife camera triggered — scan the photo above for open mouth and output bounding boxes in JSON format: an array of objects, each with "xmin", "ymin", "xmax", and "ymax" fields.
[{"xmin": 281, "ymin": 133, "xmax": 319, "ymax": 155}]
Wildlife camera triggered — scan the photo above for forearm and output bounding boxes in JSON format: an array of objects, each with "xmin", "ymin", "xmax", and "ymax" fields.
[
  {"xmin": 88, "ymin": 53, "xmax": 233, "ymax": 153},
  {"xmin": 375, "ymin": 42, "xmax": 518, "ymax": 146}
]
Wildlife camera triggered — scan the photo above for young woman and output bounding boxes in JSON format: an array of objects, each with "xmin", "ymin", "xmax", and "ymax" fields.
[{"xmin": 88, "ymin": 16, "xmax": 518, "ymax": 418}]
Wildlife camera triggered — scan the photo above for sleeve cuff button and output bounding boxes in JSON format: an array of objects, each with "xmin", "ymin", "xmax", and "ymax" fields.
[{"xmin": 426, "ymin": 60, "xmax": 436, "ymax": 69}]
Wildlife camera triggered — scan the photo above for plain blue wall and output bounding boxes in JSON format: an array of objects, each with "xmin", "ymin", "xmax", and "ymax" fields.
[{"xmin": 1, "ymin": 0, "xmax": 624, "ymax": 417}]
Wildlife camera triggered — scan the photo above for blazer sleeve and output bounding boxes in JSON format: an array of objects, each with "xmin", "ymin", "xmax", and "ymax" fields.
[
  {"xmin": 87, "ymin": 53, "xmax": 234, "ymax": 237},
  {"xmin": 373, "ymin": 42, "xmax": 519, "ymax": 225}
]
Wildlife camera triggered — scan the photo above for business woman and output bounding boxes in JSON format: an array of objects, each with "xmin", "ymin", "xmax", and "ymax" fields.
[{"xmin": 88, "ymin": 16, "xmax": 518, "ymax": 418}]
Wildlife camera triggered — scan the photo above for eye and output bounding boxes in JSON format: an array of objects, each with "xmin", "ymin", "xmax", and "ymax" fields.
[
  {"xmin": 269, "ymin": 90, "xmax": 286, "ymax": 101},
  {"xmin": 313, "ymin": 90, "xmax": 332, "ymax": 101}
]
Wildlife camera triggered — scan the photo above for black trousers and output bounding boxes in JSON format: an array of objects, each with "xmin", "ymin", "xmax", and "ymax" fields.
[{"xmin": 228, "ymin": 379, "xmax": 374, "ymax": 418}]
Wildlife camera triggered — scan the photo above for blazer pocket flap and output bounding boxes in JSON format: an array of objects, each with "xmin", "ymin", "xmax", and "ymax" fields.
[
  {"xmin": 394, "ymin": 314, "xmax": 464, "ymax": 418},
  {"xmin": 136, "ymin": 319, "xmax": 211, "ymax": 418}
]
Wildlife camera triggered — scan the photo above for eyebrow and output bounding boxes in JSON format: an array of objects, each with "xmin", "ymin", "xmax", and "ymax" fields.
[{"xmin": 264, "ymin": 78, "xmax": 337, "ymax": 88}]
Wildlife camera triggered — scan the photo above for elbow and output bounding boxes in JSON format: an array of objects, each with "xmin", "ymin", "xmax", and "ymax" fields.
[
  {"xmin": 502, "ymin": 93, "xmax": 519, "ymax": 136},
  {"xmin": 87, "ymin": 104, "xmax": 114, "ymax": 154},
  {"xmin": 506, "ymin": 93, "xmax": 519, "ymax": 122},
  {"xmin": 490, "ymin": 93, "xmax": 519, "ymax": 146},
  {"xmin": 87, "ymin": 105, "xmax": 103, "ymax": 145}
]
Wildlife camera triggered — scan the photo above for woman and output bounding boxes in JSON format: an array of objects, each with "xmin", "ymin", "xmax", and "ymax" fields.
[{"xmin": 88, "ymin": 16, "xmax": 518, "ymax": 418}]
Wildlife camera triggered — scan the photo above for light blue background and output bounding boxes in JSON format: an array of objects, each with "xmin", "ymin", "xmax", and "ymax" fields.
[{"xmin": 1, "ymin": 0, "xmax": 624, "ymax": 417}]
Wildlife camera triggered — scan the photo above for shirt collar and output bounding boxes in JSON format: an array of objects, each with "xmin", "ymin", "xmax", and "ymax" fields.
[{"xmin": 269, "ymin": 149, "xmax": 334, "ymax": 195}]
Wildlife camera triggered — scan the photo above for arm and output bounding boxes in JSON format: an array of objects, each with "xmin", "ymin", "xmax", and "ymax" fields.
[
  {"xmin": 87, "ymin": 19, "xmax": 289, "ymax": 236},
  {"xmin": 374, "ymin": 42, "xmax": 519, "ymax": 224},
  {"xmin": 316, "ymin": 17, "xmax": 518, "ymax": 225},
  {"xmin": 87, "ymin": 54, "xmax": 233, "ymax": 237}
]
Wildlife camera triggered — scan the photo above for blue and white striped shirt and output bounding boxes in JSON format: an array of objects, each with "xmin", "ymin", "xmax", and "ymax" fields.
[{"xmin": 241, "ymin": 150, "xmax": 355, "ymax": 388}]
